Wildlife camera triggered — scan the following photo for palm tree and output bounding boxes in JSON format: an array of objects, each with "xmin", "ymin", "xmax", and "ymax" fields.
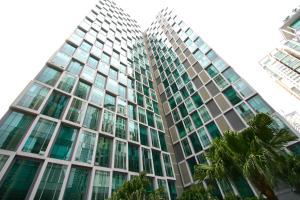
[
  {"xmin": 177, "ymin": 183, "xmax": 217, "ymax": 200},
  {"xmin": 195, "ymin": 113, "xmax": 298, "ymax": 200},
  {"xmin": 108, "ymin": 171, "xmax": 164, "ymax": 200}
]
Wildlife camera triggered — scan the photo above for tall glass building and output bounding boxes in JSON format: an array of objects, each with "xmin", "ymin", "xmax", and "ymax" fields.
[{"xmin": 0, "ymin": 0, "xmax": 299, "ymax": 200}]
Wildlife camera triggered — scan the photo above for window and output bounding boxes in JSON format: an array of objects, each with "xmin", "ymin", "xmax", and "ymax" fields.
[
  {"xmin": 114, "ymin": 140, "xmax": 126, "ymax": 169},
  {"xmin": 128, "ymin": 103, "xmax": 136, "ymax": 120},
  {"xmin": 206, "ymin": 121, "xmax": 221, "ymax": 139},
  {"xmin": 117, "ymin": 98, "xmax": 126, "ymax": 116},
  {"xmin": 50, "ymin": 125, "xmax": 78, "ymax": 160},
  {"xmin": 147, "ymin": 111, "xmax": 155, "ymax": 127},
  {"xmin": 223, "ymin": 86, "xmax": 242, "ymax": 106},
  {"xmin": 163, "ymin": 154, "xmax": 174, "ymax": 177},
  {"xmin": 233, "ymin": 79, "xmax": 254, "ymax": 98},
  {"xmin": 183, "ymin": 117, "xmax": 194, "ymax": 133},
  {"xmin": 128, "ymin": 144, "xmax": 139, "ymax": 172},
  {"xmin": 51, "ymin": 52, "xmax": 71, "ymax": 68},
  {"xmin": 75, "ymin": 130, "xmax": 96, "ymax": 163},
  {"xmin": 73, "ymin": 48, "xmax": 89, "ymax": 63},
  {"xmin": 101, "ymin": 53, "xmax": 110, "ymax": 64},
  {"xmin": 112, "ymin": 172, "xmax": 127, "ymax": 193},
  {"xmin": 17, "ymin": 83, "xmax": 49, "ymax": 110},
  {"xmin": 92, "ymin": 171, "xmax": 110, "ymax": 200},
  {"xmin": 74, "ymin": 81, "xmax": 91, "ymax": 100},
  {"xmin": 22, "ymin": 118, "xmax": 56, "ymax": 155},
  {"xmin": 128, "ymin": 120, "xmax": 139, "ymax": 142},
  {"xmin": 194, "ymin": 50, "xmax": 210, "ymax": 68},
  {"xmin": 83, "ymin": 105, "xmax": 101, "ymax": 130},
  {"xmin": 37, "ymin": 66, "xmax": 61, "ymax": 86},
  {"xmin": 34, "ymin": 163, "xmax": 67, "ymax": 200},
  {"xmin": 214, "ymin": 75, "xmax": 229, "ymax": 90},
  {"xmin": 81, "ymin": 66, "xmax": 96, "ymax": 82},
  {"xmin": 66, "ymin": 98, "xmax": 86, "ymax": 123},
  {"xmin": 106, "ymin": 78, "xmax": 118, "ymax": 94},
  {"xmin": 247, "ymin": 95, "xmax": 273, "ymax": 114},
  {"xmin": 150, "ymin": 129, "xmax": 160, "ymax": 149},
  {"xmin": 0, "ymin": 158, "xmax": 40, "ymax": 199},
  {"xmin": 140, "ymin": 124, "xmax": 149, "ymax": 146},
  {"xmin": 80, "ymin": 40, "xmax": 92, "ymax": 52},
  {"xmin": 176, "ymin": 122, "xmax": 186, "ymax": 138},
  {"xmin": 118, "ymin": 84, "xmax": 126, "ymax": 98},
  {"xmin": 0, "ymin": 155, "xmax": 9, "ymax": 171},
  {"xmin": 94, "ymin": 73, "xmax": 106, "ymax": 89},
  {"xmin": 101, "ymin": 110, "xmax": 115, "ymax": 133},
  {"xmin": 236, "ymin": 103, "xmax": 254, "ymax": 122},
  {"xmin": 189, "ymin": 132, "xmax": 203, "ymax": 153},
  {"xmin": 198, "ymin": 106, "xmax": 211, "ymax": 122},
  {"xmin": 191, "ymin": 93, "xmax": 203, "ymax": 107},
  {"xmin": 191, "ymin": 111, "xmax": 203, "ymax": 128},
  {"xmin": 42, "ymin": 91, "xmax": 69, "ymax": 119},
  {"xmin": 89, "ymin": 87, "xmax": 104, "ymax": 106},
  {"xmin": 63, "ymin": 167, "xmax": 90, "ymax": 200},
  {"xmin": 109, "ymin": 68, "xmax": 118, "ymax": 80},
  {"xmin": 61, "ymin": 43, "xmax": 76, "ymax": 56},
  {"xmin": 87, "ymin": 56, "xmax": 99, "ymax": 69},
  {"xmin": 181, "ymin": 138, "xmax": 192, "ymax": 157},
  {"xmin": 142, "ymin": 148, "xmax": 153, "ymax": 174},
  {"xmin": 104, "ymin": 93, "xmax": 116, "ymax": 111},
  {"xmin": 57, "ymin": 73, "xmax": 76, "ymax": 92},
  {"xmin": 197, "ymin": 127, "xmax": 211, "ymax": 147},
  {"xmin": 115, "ymin": 116, "xmax": 127, "ymax": 139},
  {"xmin": 222, "ymin": 67, "xmax": 239, "ymax": 83},
  {"xmin": 0, "ymin": 111, "xmax": 34, "ymax": 150},
  {"xmin": 138, "ymin": 108, "xmax": 147, "ymax": 124},
  {"xmin": 95, "ymin": 136, "xmax": 112, "ymax": 167},
  {"xmin": 67, "ymin": 60, "xmax": 83, "ymax": 76},
  {"xmin": 152, "ymin": 150, "xmax": 163, "ymax": 176}
]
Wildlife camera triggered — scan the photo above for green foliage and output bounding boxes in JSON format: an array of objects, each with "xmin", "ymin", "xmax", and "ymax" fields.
[
  {"xmin": 108, "ymin": 172, "xmax": 165, "ymax": 200},
  {"xmin": 177, "ymin": 183, "xmax": 217, "ymax": 200},
  {"xmin": 195, "ymin": 113, "xmax": 299, "ymax": 200}
]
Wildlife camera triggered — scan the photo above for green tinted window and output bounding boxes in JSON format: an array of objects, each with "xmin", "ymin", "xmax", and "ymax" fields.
[
  {"xmin": 94, "ymin": 73, "xmax": 106, "ymax": 89},
  {"xmin": 206, "ymin": 64, "xmax": 219, "ymax": 78},
  {"xmin": 0, "ymin": 158, "xmax": 40, "ymax": 199},
  {"xmin": 140, "ymin": 124, "xmax": 148, "ymax": 146},
  {"xmin": 223, "ymin": 86, "xmax": 242, "ymax": 106},
  {"xmin": 75, "ymin": 130, "xmax": 96, "ymax": 164},
  {"xmin": 101, "ymin": 110, "xmax": 114, "ymax": 133},
  {"xmin": 189, "ymin": 132, "xmax": 203, "ymax": 153},
  {"xmin": 42, "ymin": 91, "xmax": 69, "ymax": 119},
  {"xmin": 206, "ymin": 121, "xmax": 221, "ymax": 139},
  {"xmin": 37, "ymin": 66, "xmax": 61, "ymax": 86},
  {"xmin": 159, "ymin": 131, "xmax": 167, "ymax": 152},
  {"xmin": 112, "ymin": 172, "xmax": 127, "ymax": 193},
  {"xmin": 247, "ymin": 95, "xmax": 273, "ymax": 114},
  {"xmin": 92, "ymin": 171, "xmax": 110, "ymax": 200},
  {"xmin": 114, "ymin": 140, "xmax": 126, "ymax": 169},
  {"xmin": 142, "ymin": 148, "xmax": 153, "ymax": 174},
  {"xmin": 163, "ymin": 154, "xmax": 173, "ymax": 177},
  {"xmin": 222, "ymin": 67, "xmax": 239, "ymax": 83},
  {"xmin": 152, "ymin": 150, "xmax": 163, "ymax": 176},
  {"xmin": 35, "ymin": 163, "xmax": 67, "ymax": 200},
  {"xmin": 74, "ymin": 81, "xmax": 91, "ymax": 100},
  {"xmin": 63, "ymin": 167, "xmax": 90, "ymax": 200},
  {"xmin": 128, "ymin": 144, "xmax": 139, "ymax": 172},
  {"xmin": 17, "ymin": 83, "xmax": 49, "ymax": 110},
  {"xmin": 83, "ymin": 105, "xmax": 100, "ymax": 130},
  {"xmin": 182, "ymin": 138, "xmax": 192, "ymax": 157},
  {"xmin": 57, "ymin": 73, "xmax": 76, "ymax": 92},
  {"xmin": 191, "ymin": 111, "xmax": 203, "ymax": 128},
  {"xmin": 67, "ymin": 60, "xmax": 83, "ymax": 76},
  {"xmin": 104, "ymin": 93, "xmax": 116, "ymax": 111},
  {"xmin": 95, "ymin": 136, "xmax": 112, "ymax": 167},
  {"xmin": 176, "ymin": 122, "xmax": 186, "ymax": 138},
  {"xmin": 50, "ymin": 125, "xmax": 78, "ymax": 160},
  {"xmin": 23, "ymin": 118, "xmax": 56, "ymax": 155},
  {"xmin": 0, "ymin": 111, "xmax": 34, "ymax": 150},
  {"xmin": 115, "ymin": 116, "xmax": 127, "ymax": 139},
  {"xmin": 66, "ymin": 98, "xmax": 86, "ymax": 124}
]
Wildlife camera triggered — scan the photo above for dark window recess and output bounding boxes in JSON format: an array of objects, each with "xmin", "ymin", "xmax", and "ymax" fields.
[
  {"xmin": 206, "ymin": 99, "xmax": 221, "ymax": 117},
  {"xmin": 183, "ymin": 48, "xmax": 191, "ymax": 57},
  {"xmin": 173, "ymin": 142, "xmax": 184, "ymax": 162},
  {"xmin": 206, "ymin": 81, "xmax": 219, "ymax": 97},
  {"xmin": 192, "ymin": 76, "xmax": 202, "ymax": 89},
  {"xmin": 224, "ymin": 109, "xmax": 246, "ymax": 131}
]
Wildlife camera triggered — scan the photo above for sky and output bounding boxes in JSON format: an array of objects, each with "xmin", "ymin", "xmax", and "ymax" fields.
[{"xmin": 0, "ymin": 0, "xmax": 299, "ymax": 118}]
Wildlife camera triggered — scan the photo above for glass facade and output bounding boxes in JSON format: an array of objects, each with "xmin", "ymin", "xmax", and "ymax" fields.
[{"xmin": 0, "ymin": 1, "xmax": 296, "ymax": 199}]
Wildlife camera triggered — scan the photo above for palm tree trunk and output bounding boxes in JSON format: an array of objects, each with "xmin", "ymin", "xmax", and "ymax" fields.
[{"xmin": 250, "ymin": 175, "xmax": 278, "ymax": 200}]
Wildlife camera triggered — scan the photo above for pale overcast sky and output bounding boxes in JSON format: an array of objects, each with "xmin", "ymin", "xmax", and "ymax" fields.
[{"xmin": 0, "ymin": 0, "xmax": 299, "ymax": 118}]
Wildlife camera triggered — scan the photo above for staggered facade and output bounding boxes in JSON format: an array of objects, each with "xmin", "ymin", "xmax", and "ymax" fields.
[
  {"xmin": 260, "ymin": 7, "xmax": 300, "ymax": 100},
  {"xmin": 0, "ymin": 0, "xmax": 299, "ymax": 200}
]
